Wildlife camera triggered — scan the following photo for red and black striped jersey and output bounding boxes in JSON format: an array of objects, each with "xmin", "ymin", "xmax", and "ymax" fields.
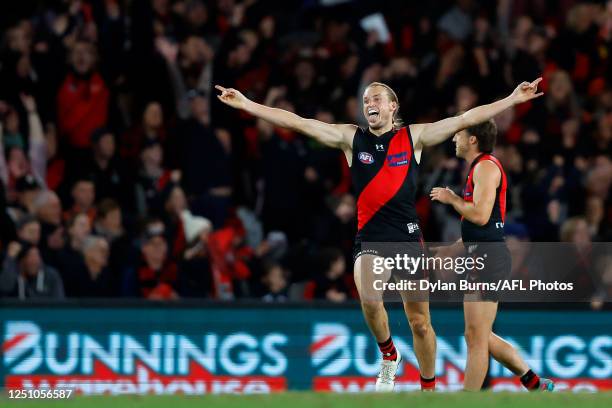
[
  {"xmin": 350, "ymin": 126, "xmax": 421, "ymax": 242},
  {"xmin": 461, "ymin": 153, "xmax": 507, "ymax": 242}
]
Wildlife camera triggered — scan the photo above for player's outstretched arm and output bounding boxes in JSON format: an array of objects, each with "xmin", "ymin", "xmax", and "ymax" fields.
[
  {"xmin": 411, "ymin": 77, "xmax": 544, "ymax": 148},
  {"xmin": 430, "ymin": 161, "xmax": 500, "ymax": 226},
  {"xmin": 215, "ymin": 85, "xmax": 355, "ymax": 151}
]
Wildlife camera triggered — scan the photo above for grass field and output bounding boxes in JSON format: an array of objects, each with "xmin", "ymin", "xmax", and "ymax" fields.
[{"xmin": 2, "ymin": 392, "xmax": 612, "ymax": 408}]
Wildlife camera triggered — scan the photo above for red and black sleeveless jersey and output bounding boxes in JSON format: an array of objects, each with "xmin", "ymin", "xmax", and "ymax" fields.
[
  {"xmin": 461, "ymin": 153, "xmax": 507, "ymax": 242},
  {"xmin": 351, "ymin": 126, "xmax": 421, "ymax": 242}
]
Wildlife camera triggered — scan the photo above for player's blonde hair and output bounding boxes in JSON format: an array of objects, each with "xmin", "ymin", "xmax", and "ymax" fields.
[{"xmin": 366, "ymin": 82, "xmax": 404, "ymax": 129}]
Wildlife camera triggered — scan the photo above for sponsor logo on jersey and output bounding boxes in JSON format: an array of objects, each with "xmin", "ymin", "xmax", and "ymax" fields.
[
  {"xmin": 406, "ymin": 223, "xmax": 420, "ymax": 233},
  {"xmin": 375, "ymin": 144, "xmax": 385, "ymax": 152},
  {"xmin": 358, "ymin": 152, "xmax": 374, "ymax": 164},
  {"xmin": 387, "ymin": 152, "xmax": 409, "ymax": 167}
]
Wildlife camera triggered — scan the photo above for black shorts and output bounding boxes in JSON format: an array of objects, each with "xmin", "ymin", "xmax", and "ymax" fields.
[
  {"xmin": 463, "ymin": 242, "xmax": 511, "ymax": 301},
  {"xmin": 352, "ymin": 238, "xmax": 428, "ymax": 280}
]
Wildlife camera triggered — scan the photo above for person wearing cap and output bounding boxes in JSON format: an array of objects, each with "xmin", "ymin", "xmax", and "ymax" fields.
[
  {"xmin": 119, "ymin": 218, "xmax": 178, "ymax": 299},
  {"xmin": 0, "ymin": 241, "xmax": 64, "ymax": 299},
  {"xmin": 6, "ymin": 174, "xmax": 43, "ymax": 222}
]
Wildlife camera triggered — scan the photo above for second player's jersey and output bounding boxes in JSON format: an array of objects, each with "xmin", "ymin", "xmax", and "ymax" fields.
[
  {"xmin": 461, "ymin": 153, "xmax": 507, "ymax": 242},
  {"xmin": 351, "ymin": 126, "xmax": 420, "ymax": 242}
]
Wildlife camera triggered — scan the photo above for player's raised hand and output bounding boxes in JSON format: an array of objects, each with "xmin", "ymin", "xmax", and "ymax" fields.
[
  {"xmin": 215, "ymin": 85, "xmax": 249, "ymax": 110},
  {"xmin": 510, "ymin": 77, "xmax": 544, "ymax": 104},
  {"xmin": 430, "ymin": 186, "xmax": 458, "ymax": 204}
]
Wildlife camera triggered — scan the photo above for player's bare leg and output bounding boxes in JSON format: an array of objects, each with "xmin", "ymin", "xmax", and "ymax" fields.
[
  {"xmin": 463, "ymin": 300, "xmax": 497, "ymax": 390},
  {"xmin": 402, "ymin": 300, "xmax": 437, "ymax": 387},
  {"xmin": 354, "ymin": 254, "xmax": 401, "ymax": 391},
  {"xmin": 354, "ymin": 254, "xmax": 391, "ymax": 341},
  {"xmin": 489, "ymin": 332, "xmax": 555, "ymax": 391},
  {"xmin": 488, "ymin": 332, "xmax": 529, "ymax": 374}
]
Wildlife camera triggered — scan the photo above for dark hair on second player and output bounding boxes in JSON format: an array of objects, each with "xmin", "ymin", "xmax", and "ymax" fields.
[{"xmin": 467, "ymin": 119, "xmax": 497, "ymax": 153}]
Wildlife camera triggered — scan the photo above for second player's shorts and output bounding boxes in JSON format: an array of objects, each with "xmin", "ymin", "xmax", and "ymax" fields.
[{"xmin": 463, "ymin": 242, "xmax": 511, "ymax": 301}]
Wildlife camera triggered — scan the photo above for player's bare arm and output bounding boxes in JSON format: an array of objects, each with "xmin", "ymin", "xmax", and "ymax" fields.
[
  {"xmin": 215, "ymin": 85, "xmax": 356, "ymax": 152},
  {"xmin": 430, "ymin": 160, "xmax": 500, "ymax": 226},
  {"xmin": 410, "ymin": 77, "xmax": 544, "ymax": 149}
]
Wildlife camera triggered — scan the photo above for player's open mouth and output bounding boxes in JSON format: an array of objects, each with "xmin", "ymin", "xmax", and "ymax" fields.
[{"xmin": 368, "ymin": 109, "xmax": 379, "ymax": 119}]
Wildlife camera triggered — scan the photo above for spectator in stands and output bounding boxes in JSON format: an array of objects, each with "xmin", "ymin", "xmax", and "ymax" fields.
[
  {"xmin": 178, "ymin": 91, "xmax": 231, "ymax": 227},
  {"xmin": 0, "ymin": 94, "xmax": 46, "ymax": 193},
  {"xmin": 560, "ymin": 217, "xmax": 598, "ymax": 299},
  {"xmin": 94, "ymin": 198, "xmax": 132, "ymax": 280},
  {"xmin": 156, "ymin": 35, "xmax": 214, "ymax": 120},
  {"xmin": 135, "ymin": 220, "xmax": 179, "ymax": 300},
  {"xmin": 0, "ymin": 1, "xmax": 609, "ymax": 301},
  {"xmin": 69, "ymin": 235, "xmax": 115, "ymax": 297},
  {"xmin": 160, "ymin": 182, "xmax": 188, "ymax": 259},
  {"xmin": 44, "ymin": 123, "xmax": 65, "ymax": 191},
  {"xmin": 33, "ymin": 190, "xmax": 64, "ymax": 268},
  {"xmin": 0, "ymin": 241, "xmax": 64, "ymax": 299},
  {"xmin": 8, "ymin": 175, "xmax": 42, "ymax": 220},
  {"xmin": 64, "ymin": 177, "xmax": 96, "ymax": 223},
  {"xmin": 177, "ymin": 210, "xmax": 213, "ymax": 297},
  {"xmin": 260, "ymin": 262, "xmax": 289, "ymax": 302},
  {"xmin": 57, "ymin": 41, "xmax": 109, "ymax": 153},
  {"xmin": 58, "ymin": 213, "xmax": 92, "ymax": 296},
  {"xmin": 591, "ymin": 256, "xmax": 612, "ymax": 310},
  {"xmin": 305, "ymin": 248, "xmax": 352, "ymax": 302},
  {"xmin": 15, "ymin": 215, "xmax": 40, "ymax": 245},
  {"xmin": 0, "ymin": 181, "xmax": 17, "ymax": 245},
  {"xmin": 1, "ymin": 104, "xmax": 24, "ymax": 151},
  {"xmin": 121, "ymin": 101, "xmax": 167, "ymax": 168},
  {"xmin": 134, "ymin": 139, "xmax": 176, "ymax": 216},
  {"xmin": 79, "ymin": 127, "xmax": 131, "ymax": 207}
]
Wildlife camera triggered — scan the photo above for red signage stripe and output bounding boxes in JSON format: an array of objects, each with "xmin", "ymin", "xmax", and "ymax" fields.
[
  {"xmin": 309, "ymin": 334, "xmax": 337, "ymax": 354},
  {"xmin": 2, "ymin": 333, "xmax": 28, "ymax": 353},
  {"xmin": 357, "ymin": 128, "xmax": 411, "ymax": 231}
]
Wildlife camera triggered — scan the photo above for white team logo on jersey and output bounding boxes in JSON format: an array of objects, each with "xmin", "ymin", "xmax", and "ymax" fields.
[{"xmin": 358, "ymin": 152, "xmax": 374, "ymax": 164}]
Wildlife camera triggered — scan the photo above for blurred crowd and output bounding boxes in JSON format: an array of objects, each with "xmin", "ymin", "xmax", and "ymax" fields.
[{"xmin": 0, "ymin": 0, "xmax": 610, "ymax": 304}]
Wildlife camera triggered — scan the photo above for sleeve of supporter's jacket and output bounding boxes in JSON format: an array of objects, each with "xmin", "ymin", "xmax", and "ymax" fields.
[
  {"xmin": 27, "ymin": 109, "xmax": 47, "ymax": 187},
  {"xmin": 0, "ymin": 255, "xmax": 18, "ymax": 294},
  {"xmin": 45, "ymin": 266, "xmax": 65, "ymax": 299}
]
